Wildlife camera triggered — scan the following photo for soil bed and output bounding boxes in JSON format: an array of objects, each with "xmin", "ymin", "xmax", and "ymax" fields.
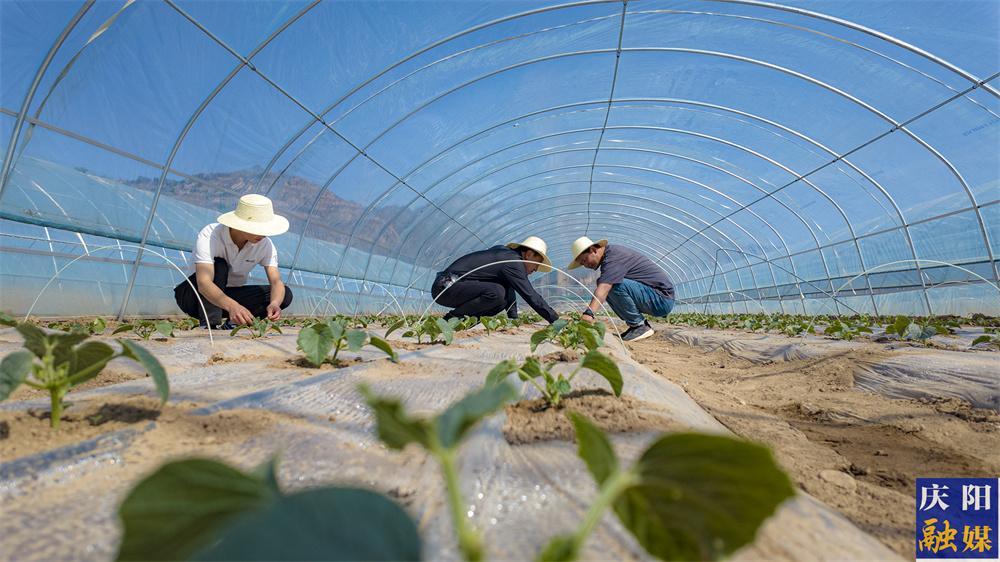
[
  {"xmin": 538, "ymin": 350, "xmax": 580, "ymax": 363},
  {"xmin": 0, "ymin": 393, "xmax": 301, "ymax": 462},
  {"xmin": 632, "ymin": 324, "xmax": 1000, "ymax": 559},
  {"xmin": 503, "ymin": 389, "xmax": 679, "ymax": 444}
]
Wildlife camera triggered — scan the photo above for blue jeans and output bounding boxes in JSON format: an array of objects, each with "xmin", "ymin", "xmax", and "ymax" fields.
[{"xmin": 605, "ymin": 279, "xmax": 674, "ymax": 327}]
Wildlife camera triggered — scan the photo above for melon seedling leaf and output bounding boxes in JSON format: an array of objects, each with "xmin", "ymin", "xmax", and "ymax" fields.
[
  {"xmin": 567, "ymin": 411, "xmax": 617, "ymax": 486},
  {"xmin": 359, "ymin": 384, "xmax": 433, "ymax": 450},
  {"xmin": 192, "ymin": 488, "xmax": 421, "ymax": 562},
  {"xmin": 118, "ymin": 340, "xmax": 169, "ymax": 403},
  {"xmin": 613, "ymin": 433, "xmax": 795, "ymax": 561},
  {"xmin": 435, "ymin": 381, "xmax": 517, "ymax": 449},
  {"xmin": 0, "ymin": 350, "xmax": 33, "ymax": 400},
  {"xmin": 580, "ymin": 350, "xmax": 623, "ymax": 397},
  {"xmin": 368, "ymin": 334, "xmax": 399, "ymax": 363},
  {"xmin": 345, "ymin": 329, "xmax": 367, "ymax": 352},
  {"xmin": 485, "ymin": 359, "xmax": 519, "ymax": 387},
  {"xmin": 67, "ymin": 341, "xmax": 116, "ymax": 385},
  {"xmin": 296, "ymin": 323, "xmax": 334, "ymax": 367},
  {"xmin": 116, "ymin": 458, "xmax": 275, "ymax": 561}
]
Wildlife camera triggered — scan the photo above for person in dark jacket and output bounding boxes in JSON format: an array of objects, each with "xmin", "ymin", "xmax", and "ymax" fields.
[
  {"xmin": 568, "ymin": 236, "xmax": 675, "ymax": 341},
  {"xmin": 432, "ymin": 236, "xmax": 559, "ymax": 324}
]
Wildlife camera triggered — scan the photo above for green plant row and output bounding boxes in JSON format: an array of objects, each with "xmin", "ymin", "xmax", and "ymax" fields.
[{"xmin": 657, "ymin": 312, "xmax": 995, "ymax": 346}]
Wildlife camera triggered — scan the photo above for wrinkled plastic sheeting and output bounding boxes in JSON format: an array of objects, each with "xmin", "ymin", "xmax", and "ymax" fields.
[
  {"xmin": 854, "ymin": 351, "xmax": 1000, "ymax": 411},
  {"xmin": 1, "ymin": 332, "xmax": 900, "ymax": 561},
  {"xmin": 658, "ymin": 327, "xmax": 999, "ymax": 412}
]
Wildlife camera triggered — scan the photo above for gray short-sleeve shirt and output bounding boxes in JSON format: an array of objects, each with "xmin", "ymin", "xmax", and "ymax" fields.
[{"xmin": 596, "ymin": 244, "xmax": 675, "ymax": 299}]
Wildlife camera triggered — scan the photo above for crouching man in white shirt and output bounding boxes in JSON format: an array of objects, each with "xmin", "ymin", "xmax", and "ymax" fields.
[{"xmin": 174, "ymin": 194, "xmax": 293, "ymax": 328}]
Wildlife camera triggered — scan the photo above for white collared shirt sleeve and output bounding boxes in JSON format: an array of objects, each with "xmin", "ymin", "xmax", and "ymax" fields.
[
  {"xmin": 262, "ymin": 238, "xmax": 278, "ymax": 268},
  {"xmin": 193, "ymin": 224, "xmax": 218, "ymax": 264}
]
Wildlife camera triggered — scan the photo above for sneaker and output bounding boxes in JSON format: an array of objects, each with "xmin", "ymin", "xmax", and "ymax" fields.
[{"xmin": 622, "ymin": 322, "xmax": 654, "ymax": 342}]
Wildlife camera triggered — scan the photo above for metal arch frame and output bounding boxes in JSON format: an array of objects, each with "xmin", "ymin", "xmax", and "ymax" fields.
[
  {"xmin": 0, "ymin": 0, "xmax": 95, "ymax": 200},
  {"xmin": 392, "ymin": 216, "xmax": 698, "ymax": 314},
  {"xmin": 443, "ymin": 178, "xmax": 800, "ymax": 301},
  {"xmin": 412, "ymin": 199, "xmax": 727, "ymax": 280},
  {"xmin": 255, "ymin": 0, "xmax": 998, "ymax": 206},
  {"xmin": 257, "ymin": 10, "xmax": 627, "ymax": 195},
  {"xmin": 415, "ymin": 185, "xmax": 765, "ymax": 279},
  {"xmin": 445, "ymin": 193, "xmax": 772, "ymax": 290},
  {"xmin": 401, "ymin": 208, "xmax": 724, "ymax": 303},
  {"xmin": 627, "ymin": 7, "xmax": 1000, "ymax": 116},
  {"xmin": 451, "ymin": 213, "xmax": 745, "ymax": 310},
  {"xmin": 309, "ymin": 44, "xmax": 992, "ymax": 314},
  {"xmin": 370, "ymin": 156, "xmax": 828, "ymax": 311},
  {"xmin": 621, "ymin": 48, "xmax": 998, "ymax": 286},
  {"xmin": 584, "ymin": 0, "xmax": 628, "ymax": 236},
  {"xmin": 457, "ymin": 185, "xmax": 794, "ymax": 301},
  {"xmin": 288, "ymin": 25, "xmax": 991, "ymax": 311},
  {"xmin": 408, "ymin": 206, "xmax": 702, "ymax": 283},
  {"xmin": 252, "ymin": 0, "xmax": 624, "ymax": 191},
  {"xmin": 5, "ymin": 0, "xmax": 993, "ymax": 317},
  {"xmin": 370, "ymin": 135, "xmax": 853, "ymax": 309},
  {"xmin": 149, "ymin": 38, "xmax": 999, "ymax": 312},
  {"xmin": 713, "ymin": 0, "xmax": 998, "ymax": 99},
  {"xmin": 344, "ymin": 100, "xmax": 830, "ymax": 299},
  {"xmin": 112, "ymin": 0, "xmax": 323, "ymax": 320}
]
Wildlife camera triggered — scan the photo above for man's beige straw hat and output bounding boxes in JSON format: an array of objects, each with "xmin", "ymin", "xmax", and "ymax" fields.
[
  {"xmin": 567, "ymin": 236, "xmax": 608, "ymax": 270},
  {"xmin": 218, "ymin": 194, "xmax": 289, "ymax": 237},
  {"xmin": 506, "ymin": 236, "xmax": 553, "ymax": 273}
]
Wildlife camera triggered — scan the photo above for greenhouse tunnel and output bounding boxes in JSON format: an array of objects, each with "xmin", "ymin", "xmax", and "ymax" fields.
[
  {"xmin": 1, "ymin": 0, "xmax": 998, "ymax": 318},
  {"xmin": 3, "ymin": 3, "xmax": 1000, "ymax": 562}
]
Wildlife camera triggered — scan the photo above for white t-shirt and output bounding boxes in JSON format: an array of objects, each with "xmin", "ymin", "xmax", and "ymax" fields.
[{"xmin": 192, "ymin": 223, "xmax": 278, "ymax": 287}]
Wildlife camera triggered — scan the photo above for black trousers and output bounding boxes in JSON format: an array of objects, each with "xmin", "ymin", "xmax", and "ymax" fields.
[
  {"xmin": 432, "ymin": 274, "xmax": 515, "ymax": 320},
  {"xmin": 174, "ymin": 258, "xmax": 293, "ymax": 324}
]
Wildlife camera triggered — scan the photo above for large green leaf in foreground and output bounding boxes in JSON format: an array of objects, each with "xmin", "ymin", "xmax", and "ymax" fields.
[
  {"xmin": 614, "ymin": 433, "xmax": 795, "ymax": 560},
  {"xmin": 117, "ymin": 459, "xmax": 273, "ymax": 561},
  {"xmin": 118, "ymin": 458, "xmax": 421, "ymax": 562},
  {"xmin": 193, "ymin": 487, "xmax": 421, "ymax": 561}
]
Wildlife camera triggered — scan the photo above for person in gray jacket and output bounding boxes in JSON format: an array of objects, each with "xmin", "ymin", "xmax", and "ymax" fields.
[{"xmin": 568, "ymin": 236, "xmax": 675, "ymax": 341}]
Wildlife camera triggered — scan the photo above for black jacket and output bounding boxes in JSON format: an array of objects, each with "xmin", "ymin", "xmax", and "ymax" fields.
[{"xmin": 438, "ymin": 246, "xmax": 558, "ymax": 323}]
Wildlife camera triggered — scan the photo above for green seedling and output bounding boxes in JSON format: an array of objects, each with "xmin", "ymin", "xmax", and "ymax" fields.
[
  {"xmin": 296, "ymin": 319, "xmax": 398, "ymax": 367},
  {"xmin": 824, "ymin": 318, "xmax": 873, "ymax": 340},
  {"xmin": 1, "ymin": 312, "xmax": 19, "ymax": 327},
  {"xmin": 480, "ymin": 314, "xmax": 509, "ymax": 335},
  {"xmin": 173, "ymin": 317, "xmax": 200, "ymax": 331},
  {"xmin": 972, "ymin": 332, "xmax": 1000, "ymax": 348},
  {"xmin": 0, "ymin": 323, "xmax": 168, "ymax": 429},
  {"xmin": 230, "ymin": 317, "xmax": 282, "ymax": 339},
  {"xmin": 46, "ymin": 317, "xmax": 107, "ymax": 335},
  {"xmin": 884, "ymin": 315, "xmax": 954, "ymax": 342},
  {"xmin": 389, "ymin": 316, "xmax": 458, "ymax": 345},
  {"xmin": 485, "ymin": 351, "xmax": 622, "ymax": 408},
  {"xmin": 530, "ymin": 319, "xmax": 606, "ymax": 354},
  {"xmin": 540, "ymin": 413, "xmax": 795, "ymax": 561},
  {"xmin": 113, "ymin": 320, "xmax": 175, "ymax": 340},
  {"xmin": 115, "ymin": 457, "xmax": 420, "ymax": 562},
  {"xmin": 361, "ymin": 381, "xmax": 519, "ymax": 562}
]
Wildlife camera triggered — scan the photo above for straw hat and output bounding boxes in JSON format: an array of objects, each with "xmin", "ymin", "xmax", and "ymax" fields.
[
  {"xmin": 567, "ymin": 236, "xmax": 608, "ymax": 270},
  {"xmin": 217, "ymin": 194, "xmax": 289, "ymax": 237},
  {"xmin": 506, "ymin": 236, "xmax": 552, "ymax": 273}
]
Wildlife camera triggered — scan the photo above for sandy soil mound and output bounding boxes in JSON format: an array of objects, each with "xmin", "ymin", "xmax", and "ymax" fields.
[
  {"xmin": 631, "ymin": 325, "xmax": 1000, "ymax": 559},
  {"xmin": 503, "ymin": 389, "xmax": 680, "ymax": 444},
  {"xmin": 0, "ymin": 392, "xmax": 306, "ymax": 462}
]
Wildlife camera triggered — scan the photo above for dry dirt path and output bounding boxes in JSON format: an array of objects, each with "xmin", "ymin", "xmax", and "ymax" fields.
[{"xmin": 629, "ymin": 324, "xmax": 1000, "ymax": 559}]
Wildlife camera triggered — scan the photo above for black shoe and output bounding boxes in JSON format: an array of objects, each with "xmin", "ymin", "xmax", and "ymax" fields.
[{"xmin": 622, "ymin": 323, "xmax": 654, "ymax": 342}]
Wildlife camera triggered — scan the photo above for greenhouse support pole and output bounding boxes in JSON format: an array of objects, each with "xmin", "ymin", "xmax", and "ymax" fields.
[{"xmin": 0, "ymin": 1, "xmax": 94, "ymax": 200}]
